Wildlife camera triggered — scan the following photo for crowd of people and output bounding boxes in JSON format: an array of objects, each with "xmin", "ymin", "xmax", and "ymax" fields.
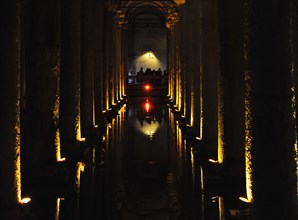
[{"xmin": 134, "ymin": 67, "xmax": 167, "ymax": 85}]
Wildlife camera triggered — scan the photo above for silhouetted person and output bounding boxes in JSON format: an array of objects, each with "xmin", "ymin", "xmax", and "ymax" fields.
[
  {"xmin": 156, "ymin": 68, "xmax": 162, "ymax": 85},
  {"xmin": 137, "ymin": 67, "xmax": 144, "ymax": 84}
]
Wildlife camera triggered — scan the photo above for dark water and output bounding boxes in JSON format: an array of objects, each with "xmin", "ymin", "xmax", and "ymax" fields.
[{"xmin": 22, "ymin": 97, "xmax": 250, "ymax": 220}]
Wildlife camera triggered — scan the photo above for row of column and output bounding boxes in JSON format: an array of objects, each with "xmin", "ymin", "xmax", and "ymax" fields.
[
  {"xmin": 168, "ymin": 0, "xmax": 297, "ymax": 219},
  {"xmin": 0, "ymin": 0, "xmax": 126, "ymax": 216}
]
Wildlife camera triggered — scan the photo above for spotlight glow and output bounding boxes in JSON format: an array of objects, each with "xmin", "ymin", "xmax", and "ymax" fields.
[
  {"xmin": 208, "ymin": 159, "xmax": 218, "ymax": 163},
  {"xmin": 20, "ymin": 197, "xmax": 31, "ymax": 204},
  {"xmin": 239, "ymin": 197, "xmax": 251, "ymax": 203}
]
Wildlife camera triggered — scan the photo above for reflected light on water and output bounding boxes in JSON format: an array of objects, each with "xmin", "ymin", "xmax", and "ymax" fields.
[
  {"xmin": 218, "ymin": 196, "xmax": 225, "ymax": 220},
  {"xmin": 55, "ymin": 198, "xmax": 64, "ymax": 220},
  {"xmin": 75, "ymin": 162, "xmax": 85, "ymax": 192},
  {"xmin": 144, "ymin": 100, "xmax": 151, "ymax": 112},
  {"xmin": 134, "ymin": 120, "xmax": 160, "ymax": 140}
]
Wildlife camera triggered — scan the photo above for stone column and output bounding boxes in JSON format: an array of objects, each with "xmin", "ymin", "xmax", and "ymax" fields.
[
  {"xmin": 168, "ymin": 31, "xmax": 175, "ymax": 101},
  {"xmin": 0, "ymin": 0, "xmax": 22, "ymax": 214},
  {"xmin": 217, "ymin": 0, "xmax": 245, "ymax": 183},
  {"xmin": 244, "ymin": 0, "xmax": 297, "ymax": 219},
  {"xmin": 191, "ymin": 0, "xmax": 202, "ymax": 134},
  {"xmin": 179, "ymin": 5, "xmax": 191, "ymax": 125},
  {"xmin": 60, "ymin": 0, "xmax": 82, "ymax": 153},
  {"xmin": 103, "ymin": 12, "xmax": 112, "ymax": 111},
  {"xmin": 121, "ymin": 30, "xmax": 128, "ymax": 98},
  {"xmin": 23, "ymin": 0, "xmax": 60, "ymax": 166},
  {"xmin": 93, "ymin": 0, "xmax": 104, "ymax": 123},
  {"xmin": 109, "ymin": 23, "xmax": 116, "ymax": 108},
  {"xmin": 81, "ymin": 0, "xmax": 95, "ymax": 136},
  {"xmin": 114, "ymin": 28, "xmax": 122, "ymax": 103},
  {"xmin": 201, "ymin": 0, "xmax": 220, "ymax": 157},
  {"xmin": 174, "ymin": 29, "xmax": 182, "ymax": 110}
]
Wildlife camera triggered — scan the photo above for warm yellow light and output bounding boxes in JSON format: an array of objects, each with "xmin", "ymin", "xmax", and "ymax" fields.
[
  {"xmin": 145, "ymin": 103, "xmax": 150, "ymax": 112},
  {"xmin": 244, "ymin": 72, "xmax": 254, "ymax": 203},
  {"xmin": 208, "ymin": 159, "xmax": 218, "ymax": 164},
  {"xmin": 148, "ymin": 51, "xmax": 154, "ymax": 59},
  {"xmin": 56, "ymin": 198, "xmax": 64, "ymax": 220},
  {"xmin": 239, "ymin": 197, "xmax": 251, "ymax": 203},
  {"xmin": 195, "ymin": 136, "xmax": 202, "ymax": 141},
  {"xmin": 135, "ymin": 53, "xmax": 162, "ymax": 71},
  {"xmin": 58, "ymin": 157, "xmax": 66, "ymax": 162},
  {"xmin": 20, "ymin": 197, "xmax": 31, "ymax": 204},
  {"xmin": 78, "ymin": 137, "xmax": 86, "ymax": 142},
  {"xmin": 134, "ymin": 119, "xmax": 160, "ymax": 140}
]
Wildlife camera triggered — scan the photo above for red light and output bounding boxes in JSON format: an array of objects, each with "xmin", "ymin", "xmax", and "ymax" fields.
[
  {"xmin": 144, "ymin": 99, "xmax": 151, "ymax": 112},
  {"xmin": 144, "ymin": 84, "xmax": 151, "ymax": 91}
]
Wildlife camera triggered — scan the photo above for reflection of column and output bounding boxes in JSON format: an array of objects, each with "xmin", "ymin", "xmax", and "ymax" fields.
[
  {"xmin": 0, "ymin": 0, "xmax": 22, "ymax": 211},
  {"xmin": 244, "ymin": 1, "xmax": 297, "ymax": 219},
  {"xmin": 81, "ymin": 0, "xmax": 95, "ymax": 135},
  {"xmin": 60, "ymin": 0, "xmax": 82, "ymax": 149}
]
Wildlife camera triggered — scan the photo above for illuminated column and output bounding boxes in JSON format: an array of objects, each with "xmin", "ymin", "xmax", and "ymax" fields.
[
  {"xmin": 81, "ymin": 0, "xmax": 95, "ymax": 135},
  {"xmin": 93, "ymin": 0, "xmax": 104, "ymax": 122},
  {"xmin": 114, "ymin": 28, "xmax": 122, "ymax": 103},
  {"xmin": 60, "ymin": 0, "xmax": 82, "ymax": 151},
  {"xmin": 244, "ymin": 1, "xmax": 297, "ymax": 219},
  {"xmin": 191, "ymin": 1, "xmax": 202, "ymax": 135},
  {"xmin": 121, "ymin": 30, "xmax": 128, "ymax": 98},
  {"xmin": 0, "ymin": 0, "xmax": 22, "ymax": 212},
  {"xmin": 175, "ymin": 29, "xmax": 182, "ymax": 110},
  {"xmin": 180, "ymin": 5, "xmax": 191, "ymax": 124},
  {"xmin": 168, "ymin": 31, "xmax": 175, "ymax": 101},
  {"xmin": 179, "ymin": 10, "xmax": 187, "ymax": 117},
  {"xmin": 201, "ymin": 0, "xmax": 220, "ymax": 156},
  {"xmin": 110, "ymin": 25, "xmax": 116, "ymax": 107},
  {"xmin": 24, "ymin": 0, "xmax": 60, "ymax": 165},
  {"xmin": 103, "ymin": 12, "xmax": 113, "ymax": 111},
  {"xmin": 217, "ymin": 0, "xmax": 245, "ymax": 182}
]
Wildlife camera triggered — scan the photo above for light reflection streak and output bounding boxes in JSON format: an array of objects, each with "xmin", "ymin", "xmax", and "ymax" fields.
[
  {"xmin": 200, "ymin": 165, "xmax": 205, "ymax": 217},
  {"xmin": 55, "ymin": 198, "xmax": 64, "ymax": 220},
  {"xmin": 191, "ymin": 147, "xmax": 195, "ymax": 192},
  {"xmin": 218, "ymin": 196, "xmax": 225, "ymax": 220},
  {"xmin": 75, "ymin": 162, "xmax": 85, "ymax": 193}
]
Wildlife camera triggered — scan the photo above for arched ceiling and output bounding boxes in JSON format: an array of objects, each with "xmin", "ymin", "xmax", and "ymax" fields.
[{"xmin": 108, "ymin": 0, "xmax": 186, "ymax": 29}]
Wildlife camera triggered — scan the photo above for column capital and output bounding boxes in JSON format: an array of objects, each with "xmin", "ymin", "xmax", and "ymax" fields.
[{"xmin": 166, "ymin": 6, "xmax": 180, "ymax": 31}]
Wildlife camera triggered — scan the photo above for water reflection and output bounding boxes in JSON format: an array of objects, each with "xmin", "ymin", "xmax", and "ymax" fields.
[{"xmin": 22, "ymin": 97, "xmax": 251, "ymax": 220}]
